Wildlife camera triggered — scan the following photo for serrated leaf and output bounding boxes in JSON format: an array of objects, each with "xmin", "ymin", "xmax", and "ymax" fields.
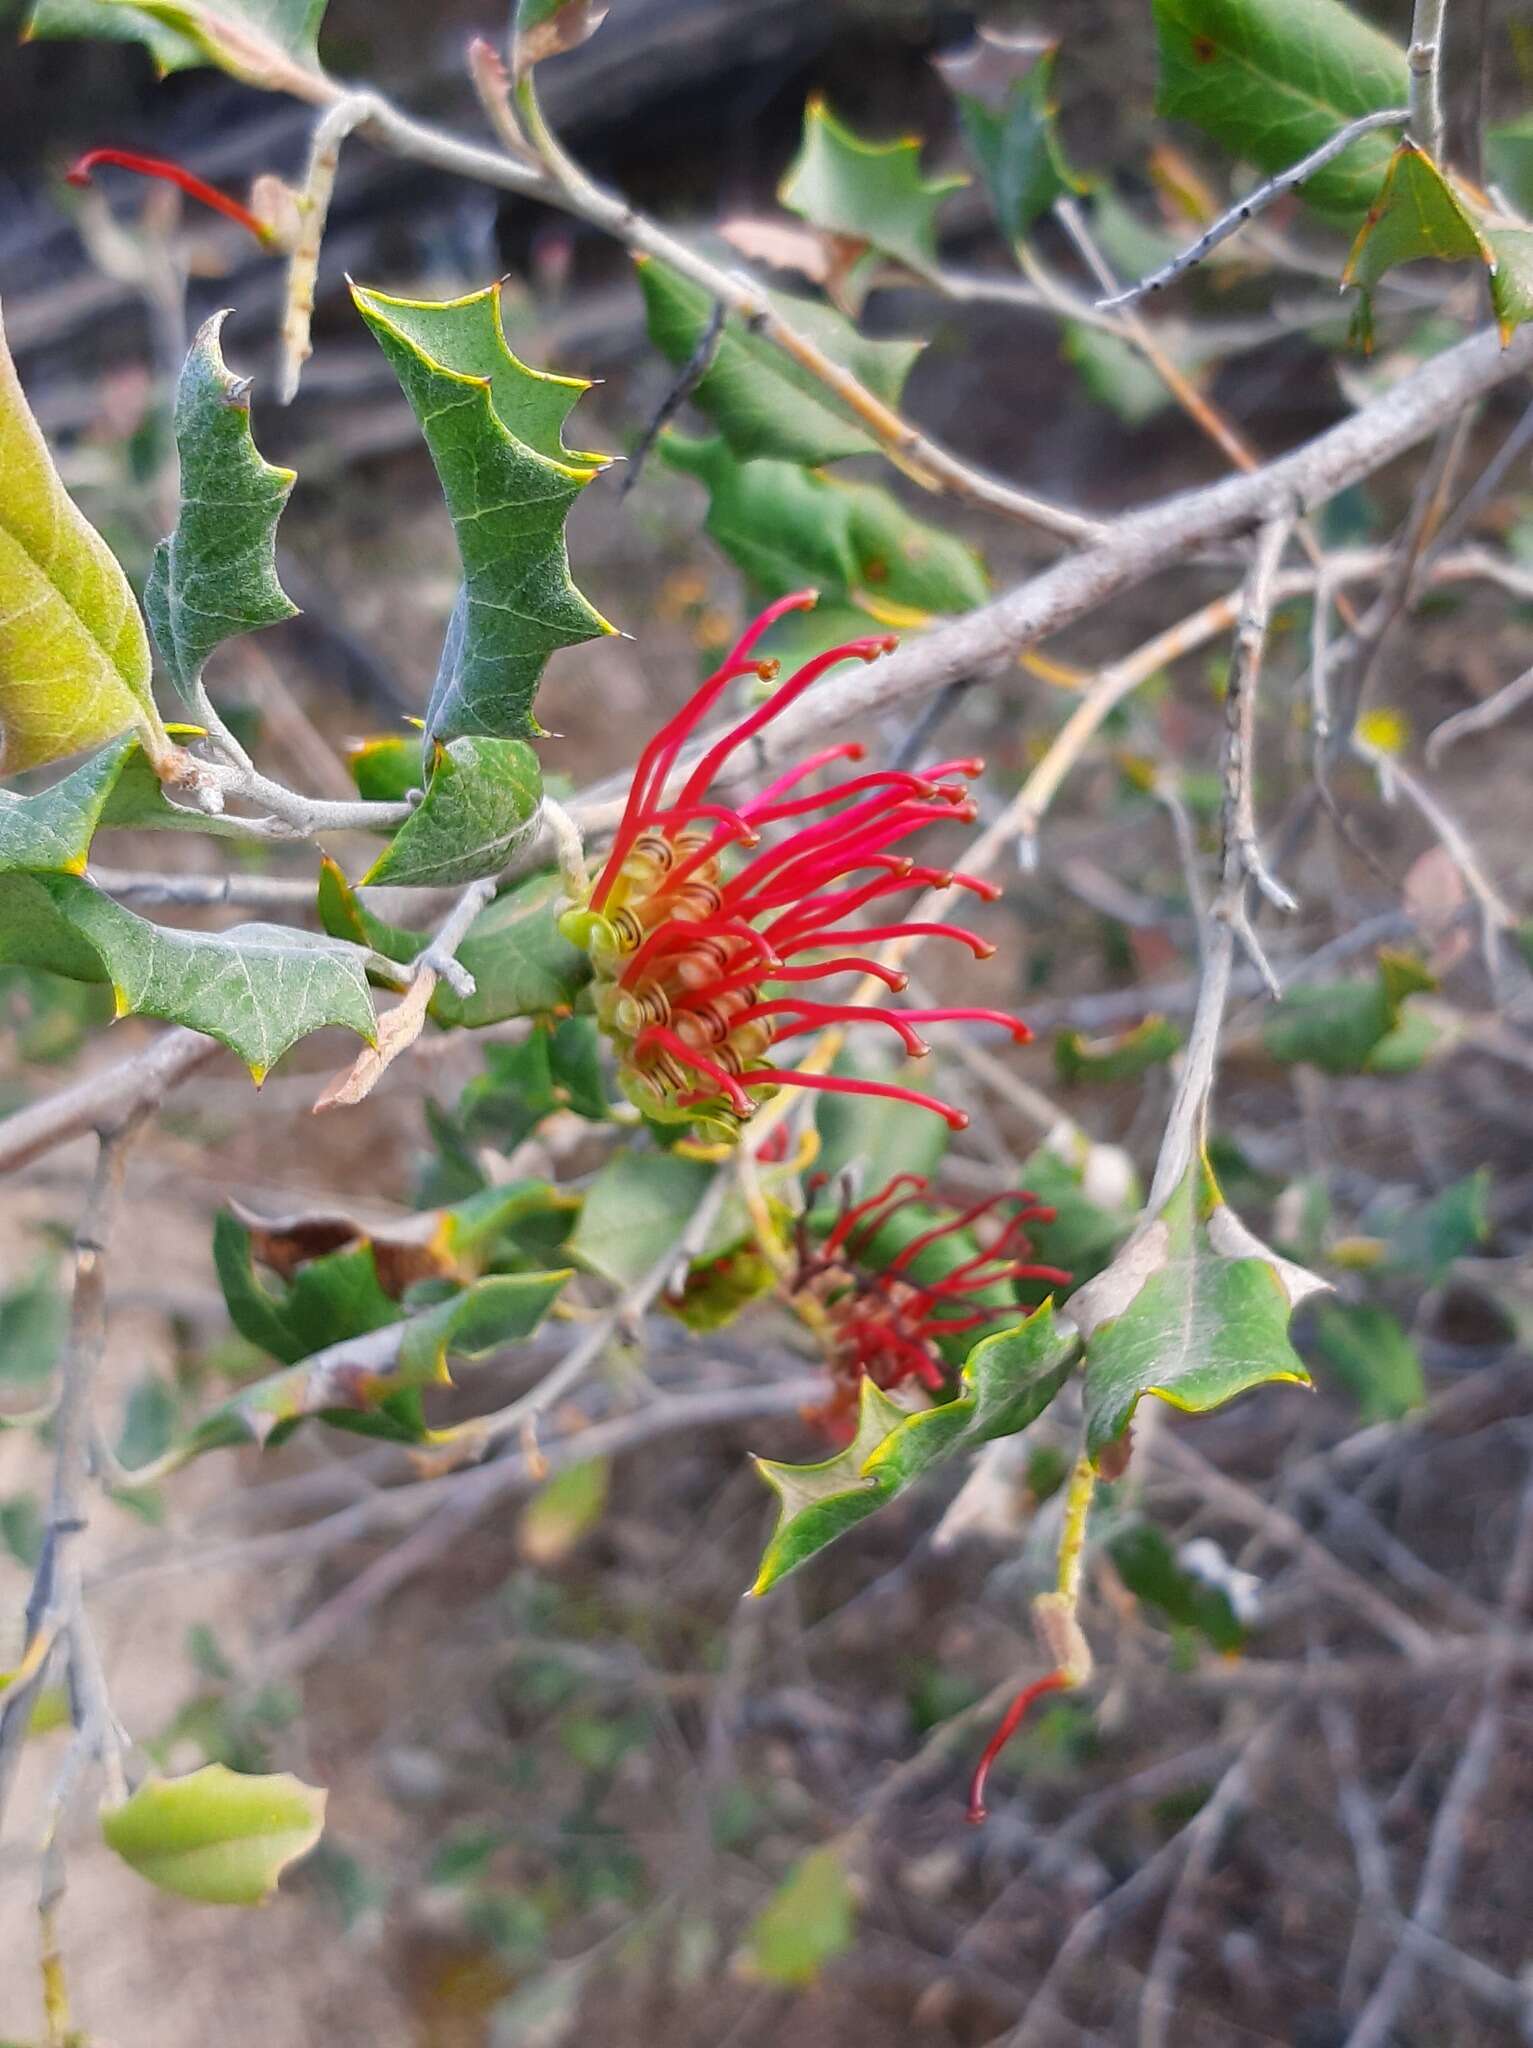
[
  {"xmin": 459, "ymin": 1015, "xmax": 609, "ymax": 1143},
  {"xmin": 1310, "ymin": 1301, "xmax": 1424, "ymax": 1422},
  {"xmin": 752, "ymin": 1304, "xmax": 1078, "ymax": 1593},
  {"xmin": 144, "ymin": 312, "xmax": 297, "ymax": 697},
  {"xmin": 1070, "ymin": 1159, "xmax": 1322, "ymax": 1460},
  {"xmin": 361, "ymin": 736, "xmax": 542, "ymax": 888},
  {"xmin": 780, "ymin": 98, "xmax": 965, "ymax": 280},
  {"xmin": 0, "ymin": 732, "xmax": 140, "ymax": 875},
  {"xmin": 1262, "ymin": 949, "xmax": 1433, "ymax": 1074},
  {"xmin": 1384, "ymin": 1169, "xmax": 1491, "ymax": 1283},
  {"xmin": 4, "ymin": 875, "xmax": 374, "ymax": 1080},
  {"xmin": 636, "ymin": 260, "xmax": 922, "ymax": 466},
  {"xmin": 1107, "ymin": 1519, "xmax": 1245, "ymax": 1653},
  {"xmin": 1343, "ymin": 145, "xmax": 1488, "ymax": 290},
  {"xmin": 346, "ymin": 733, "xmax": 424, "ymax": 803},
  {"xmin": 660, "ymin": 435, "xmax": 987, "ymax": 625},
  {"xmin": 1014, "ymin": 1139, "xmax": 1140, "ymax": 1290},
  {"xmin": 0, "ymin": 299, "xmax": 159, "ymax": 774},
  {"xmin": 739, "ymin": 1848, "xmax": 856, "ymax": 1988},
  {"xmin": 102, "ymin": 1764, "xmax": 325, "ymax": 1905},
  {"xmin": 1055, "ymin": 1014, "xmax": 1182, "ymax": 1084},
  {"xmin": 938, "ymin": 35, "xmax": 1089, "ymax": 239},
  {"xmin": 436, "ymin": 875, "xmax": 592, "ymax": 1027},
  {"xmin": 1487, "ymin": 115, "xmax": 1533, "ymax": 217},
  {"xmin": 26, "ymin": 0, "xmax": 328, "ymax": 87},
  {"xmin": 1153, "ymin": 0, "xmax": 1407, "ymax": 219},
  {"xmin": 1486, "ymin": 227, "xmax": 1533, "ymax": 345},
  {"xmin": 190, "ymin": 1268, "xmax": 571, "ymax": 1454},
  {"xmin": 351, "ymin": 282, "xmax": 613, "ymax": 745}
]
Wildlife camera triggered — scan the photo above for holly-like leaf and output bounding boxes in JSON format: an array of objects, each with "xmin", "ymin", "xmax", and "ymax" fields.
[
  {"xmin": 1070, "ymin": 1158, "xmax": 1324, "ymax": 1461},
  {"xmin": 0, "ymin": 733, "xmax": 141, "ymax": 876},
  {"xmin": 190, "ymin": 1267, "xmax": 571, "ymax": 1454},
  {"xmin": 752, "ymin": 1304, "xmax": 1078, "ymax": 1593},
  {"xmin": 361, "ymin": 736, "xmax": 542, "ymax": 888},
  {"xmin": 738, "ymin": 1848, "xmax": 856, "ymax": 1988},
  {"xmin": 346, "ymin": 733, "xmax": 424, "ymax": 804},
  {"xmin": 351, "ymin": 282, "xmax": 614, "ymax": 745},
  {"xmin": 0, "ymin": 875, "xmax": 374, "ymax": 1081},
  {"xmin": 144, "ymin": 313, "xmax": 297, "ymax": 698},
  {"xmin": 1013, "ymin": 1138, "xmax": 1140, "ymax": 1292},
  {"xmin": 636, "ymin": 260, "xmax": 922, "ymax": 467},
  {"xmin": 780, "ymin": 98, "xmax": 965, "ymax": 281},
  {"xmin": 1153, "ymin": 0, "xmax": 1407, "ymax": 219},
  {"xmin": 1107, "ymin": 1519, "xmax": 1246, "ymax": 1653},
  {"xmin": 1310, "ymin": 1301, "xmax": 1424, "ymax": 1422},
  {"xmin": 1262, "ymin": 949, "xmax": 1434, "ymax": 1074},
  {"xmin": 937, "ymin": 33, "xmax": 1089, "ymax": 239},
  {"xmin": 1055, "ymin": 1014, "xmax": 1182, "ymax": 1085},
  {"xmin": 102, "ymin": 1764, "xmax": 325, "ymax": 1905},
  {"xmin": 660, "ymin": 435, "xmax": 987, "ymax": 625},
  {"xmin": 1485, "ymin": 227, "xmax": 1533, "ymax": 346},
  {"xmin": 1487, "ymin": 115, "xmax": 1533, "ymax": 218},
  {"xmin": 458, "ymin": 1016, "xmax": 609, "ymax": 1143},
  {"xmin": 25, "ymin": 0, "xmax": 328, "ymax": 88},
  {"xmin": 319, "ymin": 864, "xmax": 591, "ymax": 1027},
  {"xmin": 1, "ymin": 300, "xmax": 160, "ymax": 775}
]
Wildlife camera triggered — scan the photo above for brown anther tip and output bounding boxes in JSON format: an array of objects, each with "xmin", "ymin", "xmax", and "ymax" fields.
[
  {"xmin": 966, "ymin": 1802, "xmax": 988, "ymax": 1826},
  {"xmin": 911, "ymin": 1038, "xmax": 931, "ymax": 1059},
  {"xmin": 976, "ymin": 942, "xmax": 997, "ymax": 958},
  {"xmin": 891, "ymin": 972, "xmax": 909, "ymax": 990},
  {"xmin": 65, "ymin": 165, "xmax": 92, "ymax": 187}
]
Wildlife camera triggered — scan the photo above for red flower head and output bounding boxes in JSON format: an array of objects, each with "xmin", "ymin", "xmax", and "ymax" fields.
[
  {"xmin": 561, "ymin": 593, "xmax": 1029, "ymax": 1137},
  {"xmin": 791, "ymin": 1172, "xmax": 1072, "ymax": 1439}
]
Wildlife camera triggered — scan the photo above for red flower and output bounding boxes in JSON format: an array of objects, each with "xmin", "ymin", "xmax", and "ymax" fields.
[
  {"xmin": 65, "ymin": 150, "xmax": 278, "ymax": 246},
  {"xmin": 792, "ymin": 1172, "xmax": 1071, "ymax": 1439},
  {"xmin": 562, "ymin": 593, "xmax": 1029, "ymax": 1136}
]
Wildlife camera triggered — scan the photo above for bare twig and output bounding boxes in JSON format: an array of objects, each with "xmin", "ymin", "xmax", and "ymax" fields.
[
  {"xmin": 1096, "ymin": 109, "xmax": 1410, "ymax": 311},
  {"xmin": 0, "ymin": 1116, "xmax": 144, "ymax": 1831},
  {"xmin": 1425, "ymin": 660, "xmax": 1533, "ymax": 761},
  {"xmin": 1342, "ymin": 1451, "xmax": 1533, "ymax": 2048},
  {"xmin": 1408, "ymin": 0, "xmax": 1449, "ymax": 160}
]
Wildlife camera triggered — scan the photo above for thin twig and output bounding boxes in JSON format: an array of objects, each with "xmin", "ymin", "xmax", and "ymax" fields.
[
  {"xmin": 1408, "ymin": 0, "xmax": 1449, "ymax": 160},
  {"xmin": 1096, "ymin": 110, "xmax": 1409, "ymax": 311}
]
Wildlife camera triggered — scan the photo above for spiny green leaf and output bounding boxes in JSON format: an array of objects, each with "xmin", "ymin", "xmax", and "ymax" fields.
[
  {"xmin": 346, "ymin": 732, "xmax": 424, "ymax": 804},
  {"xmin": 26, "ymin": 0, "xmax": 328, "ymax": 86},
  {"xmin": 1152, "ymin": 0, "xmax": 1407, "ymax": 219},
  {"xmin": 660, "ymin": 435, "xmax": 987, "ymax": 625},
  {"xmin": 1343, "ymin": 145, "xmax": 1488, "ymax": 292},
  {"xmin": 752, "ymin": 1304, "xmax": 1078, "ymax": 1593},
  {"xmin": 0, "ymin": 875, "xmax": 374, "ymax": 1081},
  {"xmin": 351, "ymin": 282, "xmax": 613, "ymax": 745},
  {"xmin": 1310, "ymin": 1301, "xmax": 1424, "ymax": 1422},
  {"xmin": 102, "ymin": 1764, "xmax": 325, "ymax": 1905},
  {"xmin": 1262, "ymin": 949, "xmax": 1434, "ymax": 1074},
  {"xmin": 319, "ymin": 863, "xmax": 591, "ymax": 1027},
  {"xmin": 361, "ymin": 735, "xmax": 542, "ymax": 888},
  {"xmin": 1107, "ymin": 1520, "xmax": 1245, "ymax": 1653},
  {"xmin": 1486, "ymin": 227, "xmax": 1533, "ymax": 345},
  {"xmin": 1055, "ymin": 1014, "xmax": 1182, "ymax": 1085},
  {"xmin": 459, "ymin": 1015, "xmax": 609, "ymax": 1143},
  {"xmin": 780, "ymin": 97, "xmax": 965, "ymax": 280},
  {"xmin": 0, "ymin": 732, "xmax": 140, "ymax": 875},
  {"xmin": 190, "ymin": 1269, "xmax": 571, "ymax": 1455},
  {"xmin": 636, "ymin": 259, "xmax": 922, "ymax": 466},
  {"xmin": 1071, "ymin": 1159, "xmax": 1323, "ymax": 1461},
  {"xmin": 939, "ymin": 34, "xmax": 1089, "ymax": 239},
  {"xmin": 144, "ymin": 313, "xmax": 297, "ymax": 698},
  {"xmin": 0, "ymin": 299, "xmax": 159, "ymax": 774},
  {"xmin": 739, "ymin": 1847, "xmax": 856, "ymax": 1988},
  {"xmin": 1487, "ymin": 115, "xmax": 1533, "ymax": 218}
]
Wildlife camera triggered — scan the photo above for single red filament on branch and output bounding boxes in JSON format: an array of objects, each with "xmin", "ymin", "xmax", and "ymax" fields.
[
  {"xmin": 65, "ymin": 149, "xmax": 276, "ymax": 245},
  {"xmin": 966, "ymin": 1670, "xmax": 1072, "ymax": 1824}
]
